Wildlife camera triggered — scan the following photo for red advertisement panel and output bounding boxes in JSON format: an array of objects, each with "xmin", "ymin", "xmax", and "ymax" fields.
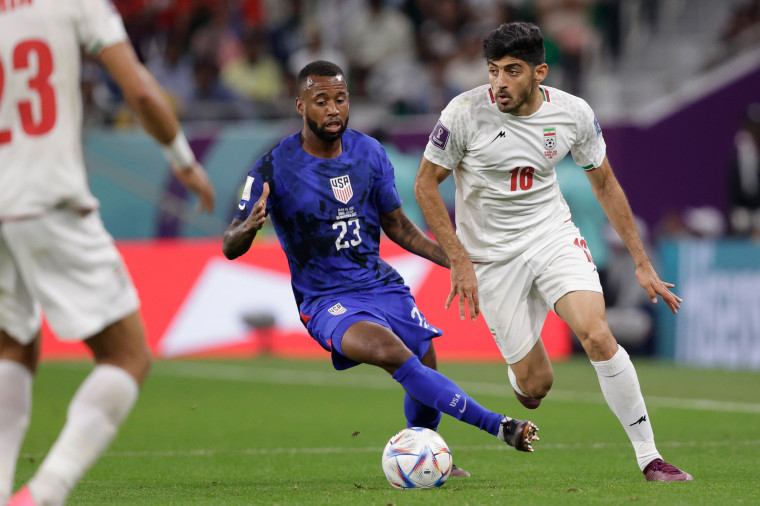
[{"xmin": 39, "ymin": 239, "xmax": 571, "ymax": 362}]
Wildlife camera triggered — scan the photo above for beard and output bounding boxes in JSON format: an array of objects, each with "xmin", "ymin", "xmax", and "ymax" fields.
[
  {"xmin": 306, "ymin": 112, "xmax": 349, "ymax": 143},
  {"xmin": 494, "ymin": 87, "xmax": 529, "ymax": 114}
]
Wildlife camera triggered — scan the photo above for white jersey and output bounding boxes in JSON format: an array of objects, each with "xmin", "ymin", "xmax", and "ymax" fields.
[
  {"xmin": 0, "ymin": 0, "xmax": 127, "ymax": 219},
  {"xmin": 424, "ymin": 84, "xmax": 606, "ymax": 262}
]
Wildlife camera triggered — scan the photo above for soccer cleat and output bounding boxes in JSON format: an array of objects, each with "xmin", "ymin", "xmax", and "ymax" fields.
[
  {"xmin": 513, "ymin": 388, "xmax": 541, "ymax": 409},
  {"xmin": 497, "ymin": 417, "xmax": 539, "ymax": 452},
  {"xmin": 643, "ymin": 459, "xmax": 693, "ymax": 482},
  {"xmin": 449, "ymin": 464, "xmax": 471, "ymax": 477},
  {"xmin": 7, "ymin": 486, "xmax": 37, "ymax": 506}
]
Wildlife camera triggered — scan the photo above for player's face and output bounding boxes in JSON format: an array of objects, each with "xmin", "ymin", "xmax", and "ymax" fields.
[
  {"xmin": 487, "ymin": 57, "xmax": 547, "ymax": 116},
  {"xmin": 297, "ymin": 75, "xmax": 350, "ymax": 143}
]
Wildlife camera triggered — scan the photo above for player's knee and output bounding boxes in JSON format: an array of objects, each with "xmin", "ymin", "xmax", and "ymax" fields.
[{"xmin": 522, "ymin": 371, "xmax": 553, "ymax": 399}]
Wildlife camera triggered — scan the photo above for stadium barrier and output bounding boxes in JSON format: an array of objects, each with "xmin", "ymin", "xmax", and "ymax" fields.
[
  {"xmin": 38, "ymin": 238, "xmax": 571, "ymax": 362},
  {"xmin": 657, "ymin": 239, "xmax": 760, "ymax": 370}
]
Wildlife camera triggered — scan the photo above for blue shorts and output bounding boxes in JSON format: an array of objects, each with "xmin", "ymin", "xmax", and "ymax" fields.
[{"xmin": 299, "ymin": 283, "xmax": 443, "ymax": 370}]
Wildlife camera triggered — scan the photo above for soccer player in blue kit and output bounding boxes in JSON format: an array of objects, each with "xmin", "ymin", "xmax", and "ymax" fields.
[{"xmin": 223, "ymin": 61, "xmax": 540, "ymax": 470}]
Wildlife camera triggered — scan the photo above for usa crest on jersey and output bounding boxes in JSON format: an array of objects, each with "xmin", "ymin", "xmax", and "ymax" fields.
[{"xmin": 330, "ymin": 175, "xmax": 353, "ymax": 204}]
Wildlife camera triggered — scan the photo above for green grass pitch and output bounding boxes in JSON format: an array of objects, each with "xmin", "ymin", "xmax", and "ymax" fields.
[{"xmin": 14, "ymin": 357, "xmax": 760, "ymax": 504}]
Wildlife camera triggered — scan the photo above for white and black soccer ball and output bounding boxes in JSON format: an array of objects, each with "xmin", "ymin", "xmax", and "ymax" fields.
[{"xmin": 381, "ymin": 427, "xmax": 453, "ymax": 489}]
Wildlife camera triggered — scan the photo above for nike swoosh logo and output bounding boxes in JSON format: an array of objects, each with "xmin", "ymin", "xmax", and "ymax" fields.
[
  {"xmin": 238, "ymin": 202, "xmax": 246, "ymax": 210},
  {"xmin": 459, "ymin": 397, "xmax": 467, "ymax": 413}
]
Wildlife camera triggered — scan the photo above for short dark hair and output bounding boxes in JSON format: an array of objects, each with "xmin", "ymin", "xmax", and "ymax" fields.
[
  {"xmin": 297, "ymin": 60, "xmax": 346, "ymax": 90},
  {"xmin": 482, "ymin": 22, "xmax": 545, "ymax": 67}
]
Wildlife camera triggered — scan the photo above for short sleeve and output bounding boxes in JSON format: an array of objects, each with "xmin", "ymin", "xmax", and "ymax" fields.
[
  {"xmin": 373, "ymin": 147, "xmax": 403, "ymax": 214},
  {"xmin": 570, "ymin": 98, "xmax": 606, "ymax": 170},
  {"xmin": 75, "ymin": 0, "xmax": 128, "ymax": 55},
  {"xmin": 422, "ymin": 97, "xmax": 471, "ymax": 171},
  {"xmin": 234, "ymin": 157, "xmax": 273, "ymax": 221}
]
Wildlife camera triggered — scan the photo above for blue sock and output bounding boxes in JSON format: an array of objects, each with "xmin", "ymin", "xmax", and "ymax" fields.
[
  {"xmin": 392, "ymin": 355, "xmax": 503, "ymax": 436},
  {"xmin": 404, "ymin": 393, "xmax": 441, "ymax": 430}
]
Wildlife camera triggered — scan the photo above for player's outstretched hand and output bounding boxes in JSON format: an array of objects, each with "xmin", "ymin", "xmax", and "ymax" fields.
[
  {"xmin": 172, "ymin": 162, "xmax": 215, "ymax": 213},
  {"xmin": 635, "ymin": 262, "xmax": 682, "ymax": 314},
  {"xmin": 446, "ymin": 258, "xmax": 480, "ymax": 321},
  {"xmin": 244, "ymin": 182, "xmax": 270, "ymax": 232}
]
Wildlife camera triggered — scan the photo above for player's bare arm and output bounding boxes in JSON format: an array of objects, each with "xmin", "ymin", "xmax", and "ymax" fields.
[
  {"xmin": 98, "ymin": 42, "xmax": 215, "ymax": 213},
  {"xmin": 223, "ymin": 183, "xmax": 270, "ymax": 260},
  {"xmin": 586, "ymin": 157, "xmax": 682, "ymax": 313},
  {"xmin": 415, "ymin": 157, "xmax": 479, "ymax": 321},
  {"xmin": 379, "ymin": 207, "xmax": 449, "ymax": 268}
]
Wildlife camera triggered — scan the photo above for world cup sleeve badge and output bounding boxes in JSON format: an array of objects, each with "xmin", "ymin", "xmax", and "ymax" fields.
[{"xmin": 543, "ymin": 127, "xmax": 558, "ymax": 159}]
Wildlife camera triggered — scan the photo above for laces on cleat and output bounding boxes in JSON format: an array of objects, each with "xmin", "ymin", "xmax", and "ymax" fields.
[{"xmin": 498, "ymin": 417, "xmax": 540, "ymax": 452}]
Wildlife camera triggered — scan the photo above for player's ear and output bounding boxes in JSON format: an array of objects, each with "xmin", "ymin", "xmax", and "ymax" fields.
[
  {"xmin": 534, "ymin": 63, "xmax": 548, "ymax": 84},
  {"xmin": 296, "ymin": 97, "xmax": 305, "ymax": 117}
]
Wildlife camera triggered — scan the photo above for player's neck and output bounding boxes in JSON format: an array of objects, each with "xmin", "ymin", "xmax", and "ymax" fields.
[
  {"xmin": 300, "ymin": 131, "xmax": 343, "ymax": 159},
  {"xmin": 510, "ymin": 86, "xmax": 544, "ymax": 117}
]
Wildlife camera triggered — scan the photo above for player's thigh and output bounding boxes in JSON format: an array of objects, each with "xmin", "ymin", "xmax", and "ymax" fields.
[
  {"xmin": 508, "ymin": 337, "xmax": 553, "ymax": 388},
  {"xmin": 0, "ymin": 329, "xmax": 40, "ymax": 372},
  {"xmin": 381, "ymin": 286, "xmax": 441, "ymax": 365},
  {"xmin": 0, "ymin": 226, "xmax": 42, "ymax": 348},
  {"xmin": 84, "ymin": 310, "xmax": 151, "ymax": 385},
  {"xmin": 2, "ymin": 209, "xmax": 140, "ymax": 341},
  {"xmin": 474, "ymin": 258, "xmax": 546, "ymax": 364},
  {"xmin": 340, "ymin": 320, "xmax": 413, "ymax": 373}
]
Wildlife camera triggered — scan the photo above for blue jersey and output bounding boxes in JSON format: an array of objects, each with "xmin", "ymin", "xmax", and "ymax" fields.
[{"xmin": 235, "ymin": 130, "xmax": 406, "ymax": 309}]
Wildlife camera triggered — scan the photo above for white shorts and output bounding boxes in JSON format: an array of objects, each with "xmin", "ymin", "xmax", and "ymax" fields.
[
  {"xmin": 474, "ymin": 222, "xmax": 602, "ymax": 364},
  {"xmin": 0, "ymin": 209, "xmax": 140, "ymax": 344}
]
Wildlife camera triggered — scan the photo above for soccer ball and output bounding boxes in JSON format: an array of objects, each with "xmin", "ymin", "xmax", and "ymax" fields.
[{"xmin": 381, "ymin": 427, "xmax": 453, "ymax": 489}]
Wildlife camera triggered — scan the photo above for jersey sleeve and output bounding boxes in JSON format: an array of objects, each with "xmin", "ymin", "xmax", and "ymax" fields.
[
  {"xmin": 569, "ymin": 98, "xmax": 606, "ymax": 170},
  {"xmin": 234, "ymin": 157, "xmax": 273, "ymax": 221},
  {"xmin": 422, "ymin": 97, "xmax": 471, "ymax": 171},
  {"xmin": 373, "ymin": 145, "xmax": 403, "ymax": 214},
  {"xmin": 75, "ymin": 0, "xmax": 128, "ymax": 55}
]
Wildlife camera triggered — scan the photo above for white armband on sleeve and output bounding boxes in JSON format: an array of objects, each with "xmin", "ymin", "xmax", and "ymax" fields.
[{"xmin": 162, "ymin": 131, "xmax": 196, "ymax": 170}]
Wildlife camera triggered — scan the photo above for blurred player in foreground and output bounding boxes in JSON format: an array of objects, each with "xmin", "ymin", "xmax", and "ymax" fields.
[
  {"xmin": 0, "ymin": 1, "xmax": 215, "ymax": 504},
  {"xmin": 223, "ymin": 61, "xmax": 539, "ymax": 475},
  {"xmin": 414, "ymin": 22, "xmax": 692, "ymax": 482}
]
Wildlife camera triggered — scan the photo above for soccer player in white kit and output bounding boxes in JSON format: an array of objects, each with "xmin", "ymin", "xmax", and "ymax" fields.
[
  {"xmin": 415, "ymin": 22, "xmax": 693, "ymax": 482},
  {"xmin": 0, "ymin": 1, "xmax": 215, "ymax": 504}
]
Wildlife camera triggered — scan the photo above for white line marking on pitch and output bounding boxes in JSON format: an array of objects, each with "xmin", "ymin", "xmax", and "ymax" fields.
[
  {"xmin": 19, "ymin": 438, "xmax": 759, "ymax": 460},
  {"xmin": 150, "ymin": 362, "xmax": 760, "ymax": 414}
]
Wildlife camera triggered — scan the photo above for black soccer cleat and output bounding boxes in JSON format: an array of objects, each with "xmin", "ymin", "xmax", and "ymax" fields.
[{"xmin": 497, "ymin": 417, "xmax": 539, "ymax": 452}]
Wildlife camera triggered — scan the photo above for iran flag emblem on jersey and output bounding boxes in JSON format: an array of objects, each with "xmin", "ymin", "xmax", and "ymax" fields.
[{"xmin": 330, "ymin": 175, "xmax": 353, "ymax": 204}]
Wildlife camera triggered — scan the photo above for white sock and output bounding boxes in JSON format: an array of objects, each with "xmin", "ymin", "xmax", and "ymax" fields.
[
  {"xmin": 507, "ymin": 366, "xmax": 528, "ymax": 397},
  {"xmin": 28, "ymin": 365, "xmax": 138, "ymax": 506},
  {"xmin": 0, "ymin": 360, "xmax": 33, "ymax": 503},
  {"xmin": 592, "ymin": 345, "xmax": 661, "ymax": 471}
]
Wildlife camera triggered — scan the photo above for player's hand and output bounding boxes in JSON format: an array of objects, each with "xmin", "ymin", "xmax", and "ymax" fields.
[
  {"xmin": 446, "ymin": 258, "xmax": 480, "ymax": 321},
  {"xmin": 172, "ymin": 162, "xmax": 215, "ymax": 213},
  {"xmin": 243, "ymin": 182, "xmax": 270, "ymax": 232},
  {"xmin": 635, "ymin": 262, "xmax": 682, "ymax": 314}
]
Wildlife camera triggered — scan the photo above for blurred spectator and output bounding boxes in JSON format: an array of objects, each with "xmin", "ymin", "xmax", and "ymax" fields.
[
  {"xmin": 535, "ymin": 0, "xmax": 599, "ymax": 95},
  {"xmin": 146, "ymin": 33, "xmax": 195, "ymax": 105},
  {"xmin": 184, "ymin": 58, "xmax": 245, "ymax": 121},
  {"xmin": 221, "ymin": 29, "xmax": 286, "ymax": 105},
  {"xmin": 443, "ymin": 24, "xmax": 489, "ymax": 98},
  {"xmin": 683, "ymin": 206, "xmax": 726, "ymax": 239},
  {"xmin": 287, "ymin": 21, "xmax": 348, "ymax": 82},
  {"xmin": 190, "ymin": 1, "xmax": 243, "ymax": 68},
  {"xmin": 721, "ymin": 0, "xmax": 760, "ymax": 52},
  {"xmin": 728, "ymin": 104, "xmax": 760, "ymax": 238},
  {"xmin": 343, "ymin": 0, "xmax": 416, "ymax": 96}
]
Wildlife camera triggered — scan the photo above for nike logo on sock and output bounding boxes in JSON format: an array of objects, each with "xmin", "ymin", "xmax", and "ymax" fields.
[
  {"xmin": 459, "ymin": 397, "xmax": 467, "ymax": 413},
  {"xmin": 629, "ymin": 415, "xmax": 647, "ymax": 426}
]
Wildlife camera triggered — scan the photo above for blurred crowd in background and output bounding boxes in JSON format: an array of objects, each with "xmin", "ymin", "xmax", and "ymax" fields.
[{"xmin": 84, "ymin": 0, "xmax": 760, "ymax": 125}]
